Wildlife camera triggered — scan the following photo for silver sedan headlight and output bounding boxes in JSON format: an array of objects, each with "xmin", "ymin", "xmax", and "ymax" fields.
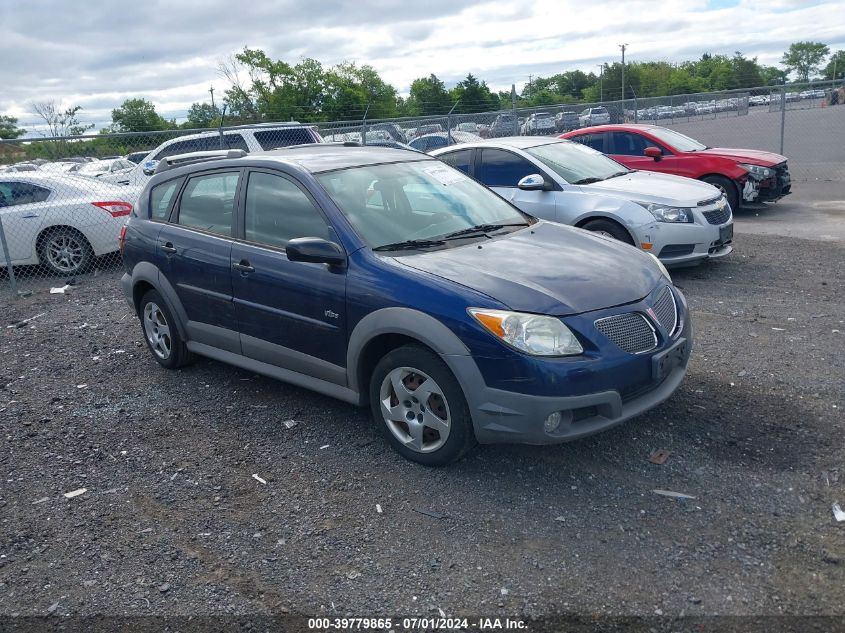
[
  {"xmin": 468, "ymin": 309, "xmax": 583, "ymax": 356},
  {"xmin": 635, "ymin": 201, "xmax": 694, "ymax": 223},
  {"xmin": 738, "ymin": 163, "xmax": 773, "ymax": 179}
]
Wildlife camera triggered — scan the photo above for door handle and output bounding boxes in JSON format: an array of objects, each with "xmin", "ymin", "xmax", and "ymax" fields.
[
  {"xmin": 232, "ymin": 260, "xmax": 255, "ymax": 274},
  {"xmin": 160, "ymin": 242, "xmax": 177, "ymax": 254},
  {"xmin": 22, "ymin": 213, "xmax": 39, "ymax": 219}
]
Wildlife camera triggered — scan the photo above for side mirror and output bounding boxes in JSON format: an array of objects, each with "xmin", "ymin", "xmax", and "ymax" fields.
[
  {"xmin": 644, "ymin": 146, "xmax": 662, "ymax": 161},
  {"xmin": 518, "ymin": 174, "xmax": 550, "ymax": 191},
  {"xmin": 142, "ymin": 160, "xmax": 159, "ymax": 176},
  {"xmin": 286, "ymin": 237, "xmax": 346, "ymax": 268}
]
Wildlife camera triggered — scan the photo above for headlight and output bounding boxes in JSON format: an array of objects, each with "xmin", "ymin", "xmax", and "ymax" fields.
[
  {"xmin": 648, "ymin": 253, "xmax": 672, "ymax": 282},
  {"xmin": 468, "ymin": 309, "xmax": 583, "ymax": 356},
  {"xmin": 634, "ymin": 201, "xmax": 694, "ymax": 223},
  {"xmin": 738, "ymin": 163, "xmax": 773, "ymax": 179}
]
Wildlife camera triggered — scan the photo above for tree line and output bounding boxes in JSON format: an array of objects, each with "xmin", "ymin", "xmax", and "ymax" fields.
[{"xmin": 1, "ymin": 41, "xmax": 842, "ymax": 141}]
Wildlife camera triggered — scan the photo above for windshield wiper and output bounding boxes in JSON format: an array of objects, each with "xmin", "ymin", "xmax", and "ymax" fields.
[
  {"xmin": 573, "ymin": 176, "xmax": 604, "ymax": 185},
  {"xmin": 440, "ymin": 222, "xmax": 529, "ymax": 241},
  {"xmin": 372, "ymin": 238, "xmax": 445, "ymax": 252},
  {"xmin": 604, "ymin": 171, "xmax": 631, "ymax": 179}
]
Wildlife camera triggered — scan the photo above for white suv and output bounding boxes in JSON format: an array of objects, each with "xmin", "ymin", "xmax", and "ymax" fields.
[
  {"xmin": 578, "ymin": 107, "xmax": 610, "ymax": 127},
  {"xmin": 117, "ymin": 123, "xmax": 322, "ymax": 186}
]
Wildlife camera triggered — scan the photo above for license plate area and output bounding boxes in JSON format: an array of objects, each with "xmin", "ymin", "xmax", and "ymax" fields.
[{"xmin": 652, "ymin": 337, "xmax": 688, "ymax": 382}]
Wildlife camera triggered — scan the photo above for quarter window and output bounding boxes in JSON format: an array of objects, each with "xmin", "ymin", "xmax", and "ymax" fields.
[
  {"xmin": 149, "ymin": 178, "xmax": 183, "ymax": 220},
  {"xmin": 477, "ymin": 149, "xmax": 536, "ymax": 187},
  {"xmin": 176, "ymin": 172, "xmax": 239, "ymax": 236},
  {"xmin": 244, "ymin": 172, "xmax": 330, "ymax": 248}
]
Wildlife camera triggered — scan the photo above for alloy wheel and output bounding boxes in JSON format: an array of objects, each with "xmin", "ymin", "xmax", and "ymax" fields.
[
  {"xmin": 46, "ymin": 233, "xmax": 85, "ymax": 273},
  {"xmin": 379, "ymin": 367, "xmax": 451, "ymax": 453},
  {"xmin": 143, "ymin": 302, "xmax": 172, "ymax": 360}
]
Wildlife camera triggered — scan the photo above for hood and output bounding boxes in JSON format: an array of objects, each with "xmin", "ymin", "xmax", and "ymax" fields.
[
  {"xmin": 582, "ymin": 170, "xmax": 721, "ymax": 207},
  {"xmin": 697, "ymin": 147, "xmax": 786, "ymax": 166},
  {"xmin": 394, "ymin": 222, "xmax": 663, "ymax": 316}
]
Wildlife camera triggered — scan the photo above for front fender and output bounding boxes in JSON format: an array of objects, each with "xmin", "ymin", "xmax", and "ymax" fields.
[{"xmin": 346, "ymin": 307, "xmax": 471, "ymax": 395}]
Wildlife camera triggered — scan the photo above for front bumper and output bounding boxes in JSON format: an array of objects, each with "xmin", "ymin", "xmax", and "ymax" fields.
[
  {"xmin": 451, "ymin": 288, "xmax": 693, "ymax": 445},
  {"xmin": 632, "ymin": 214, "xmax": 733, "ymax": 267}
]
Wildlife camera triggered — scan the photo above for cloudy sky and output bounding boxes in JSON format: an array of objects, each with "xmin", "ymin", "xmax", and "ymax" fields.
[{"xmin": 2, "ymin": 0, "xmax": 844, "ymax": 131}]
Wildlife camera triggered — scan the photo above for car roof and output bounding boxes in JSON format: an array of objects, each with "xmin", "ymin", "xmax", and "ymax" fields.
[
  {"xmin": 432, "ymin": 136, "xmax": 562, "ymax": 152},
  {"xmin": 571, "ymin": 123, "xmax": 659, "ymax": 134}
]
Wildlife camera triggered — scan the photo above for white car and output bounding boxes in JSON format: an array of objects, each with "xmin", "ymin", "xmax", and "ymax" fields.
[
  {"xmin": 77, "ymin": 158, "xmax": 137, "ymax": 183},
  {"xmin": 431, "ymin": 137, "xmax": 733, "ymax": 267},
  {"xmin": 118, "ymin": 123, "xmax": 323, "ymax": 186},
  {"xmin": 0, "ymin": 173, "xmax": 141, "ymax": 275},
  {"xmin": 578, "ymin": 107, "xmax": 610, "ymax": 127},
  {"xmin": 521, "ymin": 112, "xmax": 556, "ymax": 135}
]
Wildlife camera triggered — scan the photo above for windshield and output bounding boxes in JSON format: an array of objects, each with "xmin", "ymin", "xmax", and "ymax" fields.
[
  {"xmin": 316, "ymin": 161, "xmax": 528, "ymax": 250},
  {"xmin": 525, "ymin": 141, "xmax": 630, "ymax": 184},
  {"xmin": 647, "ymin": 127, "xmax": 707, "ymax": 151}
]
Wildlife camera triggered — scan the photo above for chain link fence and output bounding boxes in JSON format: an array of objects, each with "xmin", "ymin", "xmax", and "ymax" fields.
[{"xmin": 2, "ymin": 80, "xmax": 844, "ymax": 297}]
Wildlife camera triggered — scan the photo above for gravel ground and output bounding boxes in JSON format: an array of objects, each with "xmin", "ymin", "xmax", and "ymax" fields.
[{"xmin": 1, "ymin": 230, "xmax": 843, "ymax": 621}]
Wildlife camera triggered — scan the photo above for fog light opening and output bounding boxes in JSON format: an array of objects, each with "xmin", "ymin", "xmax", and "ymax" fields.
[{"xmin": 544, "ymin": 411, "xmax": 562, "ymax": 433}]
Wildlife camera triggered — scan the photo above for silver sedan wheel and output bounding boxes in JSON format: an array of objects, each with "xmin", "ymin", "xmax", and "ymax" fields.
[
  {"xmin": 45, "ymin": 232, "xmax": 85, "ymax": 273},
  {"xmin": 143, "ymin": 302, "xmax": 172, "ymax": 360},
  {"xmin": 379, "ymin": 367, "xmax": 451, "ymax": 453}
]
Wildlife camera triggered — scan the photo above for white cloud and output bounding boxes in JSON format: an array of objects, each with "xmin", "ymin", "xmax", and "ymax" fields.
[{"xmin": 1, "ymin": 0, "xmax": 843, "ymax": 127}]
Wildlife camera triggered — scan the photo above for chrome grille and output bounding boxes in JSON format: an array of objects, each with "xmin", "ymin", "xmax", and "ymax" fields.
[
  {"xmin": 651, "ymin": 286, "xmax": 678, "ymax": 335},
  {"xmin": 703, "ymin": 204, "xmax": 732, "ymax": 225},
  {"xmin": 594, "ymin": 313, "xmax": 657, "ymax": 354}
]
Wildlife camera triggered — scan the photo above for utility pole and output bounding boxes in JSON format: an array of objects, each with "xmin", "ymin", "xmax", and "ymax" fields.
[
  {"xmin": 597, "ymin": 64, "xmax": 605, "ymax": 102},
  {"xmin": 528, "ymin": 74, "xmax": 533, "ymax": 98},
  {"xmin": 209, "ymin": 86, "xmax": 216, "ymax": 110},
  {"xmin": 619, "ymin": 44, "xmax": 628, "ymax": 102}
]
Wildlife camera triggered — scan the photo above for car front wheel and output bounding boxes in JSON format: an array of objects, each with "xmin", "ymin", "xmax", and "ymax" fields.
[
  {"xmin": 370, "ymin": 345, "xmax": 476, "ymax": 466},
  {"xmin": 581, "ymin": 218, "xmax": 634, "ymax": 245}
]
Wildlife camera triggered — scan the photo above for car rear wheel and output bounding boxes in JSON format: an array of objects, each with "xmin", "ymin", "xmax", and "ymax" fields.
[
  {"xmin": 38, "ymin": 227, "xmax": 94, "ymax": 276},
  {"xmin": 370, "ymin": 344, "xmax": 476, "ymax": 466},
  {"xmin": 702, "ymin": 175, "xmax": 739, "ymax": 212},
  {"xmin": 139, "ymin": 289, "xmax": 192, "ymax": 369},
  {"xmin": 581, "ymin": 219, "xmax": 634, "ymax": 245}
]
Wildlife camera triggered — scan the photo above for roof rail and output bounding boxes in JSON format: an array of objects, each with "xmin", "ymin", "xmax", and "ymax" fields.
[{"xmin": 154, "ymin": 149, "xmax": 247, "ymax": 174}]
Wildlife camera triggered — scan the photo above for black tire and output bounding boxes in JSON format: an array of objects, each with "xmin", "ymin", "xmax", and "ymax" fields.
[
  {"xmin": 369, "ymin": 344, "xmax": 476, "ymax": 466},
  {"xmin": 37, "ymin": 226, "xmax": 94, "ymax": 277},
  {"xmin": 702, "ymin": 175, "xmax": 739, "ymax": 212},
  {"xmin": 581, "ymin": 218, "xmax": 634, "ymax": 244},
  {"xmin": 138, "ymin": 289, "xmax": 193, "ymax": 369}
]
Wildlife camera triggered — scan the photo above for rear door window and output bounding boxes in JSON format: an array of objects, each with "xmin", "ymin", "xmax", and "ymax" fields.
[
  {"xmin": 0, "ymin": 181, "xmax": 51, "ymax": 207},
  {"xmin": 477, "ymin": 149, "xmax": 536, "ymax": 187},
  {"xmin": 571, "ymin": 133, "xmax": 607, "ymax": 152},
  {"xmin": 175, "ymin": 171, "xmax": 239, "ymax": 236},
  {"xmin": 437, "ymin": 149, "xmax": 473, "ymax": 175}
]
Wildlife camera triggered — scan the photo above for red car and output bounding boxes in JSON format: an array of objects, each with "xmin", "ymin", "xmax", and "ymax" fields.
[{"xmin": 561, "ymin": 124, "xmax": 791, "ymax": 211}]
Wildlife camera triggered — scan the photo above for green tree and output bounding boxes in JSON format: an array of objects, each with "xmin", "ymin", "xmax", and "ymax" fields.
[
  {"xmin": 449, "ymin": 73, "xmax": 499, "ymax": 113},
  {"xmin": 407, "ymin": 74, "xmax": 452, "ymax": 115},
  {"xmin": 822, "ymin": 50, "xmax": 845, "ymax": 80},
  {"xmin": 0, "ymin": 115, "xmax": 25, "ymax": 139},
  {"xmin": 781, "ymin": 41, "xmax": 830, "ymax": 82},
  {"xmin": 184, "ymin": 102, "xmax": 221, "ymax": 128},
  {"xmin": 111, "ymin": 98, "xmax": 173, "ymax": 132}
]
